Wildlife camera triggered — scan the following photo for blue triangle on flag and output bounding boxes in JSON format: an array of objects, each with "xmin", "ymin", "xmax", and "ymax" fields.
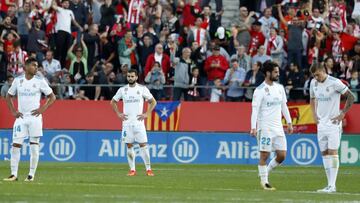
[{"xmin": 154, "ymin": 101, "xmax": 180, "ymax": 122}]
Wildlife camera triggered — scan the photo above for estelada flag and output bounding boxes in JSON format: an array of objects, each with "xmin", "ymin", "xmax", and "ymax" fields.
[{"xmin": 146, "ymin": 101, "xmax": 181, "ymax": 131}]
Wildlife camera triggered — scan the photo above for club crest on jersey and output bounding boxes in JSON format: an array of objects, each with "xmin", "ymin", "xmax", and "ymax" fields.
[
  {"xmin": 137, "ymin": 91, "xmax": 140, "ymax": 95},
  {"xmin": 265, "ymin": 87, "xmax": 270, "ymax": 95},
  {"xmin": 20, "ymin": 79, "xmax": 24, "ymax": 87},
  {"xmin": 326, "ymin": 87, "xmax": 330, "ymax": 92},
  {"xmin": 33, "ymin": 84, "xmax": 36, "ymax": 88}
]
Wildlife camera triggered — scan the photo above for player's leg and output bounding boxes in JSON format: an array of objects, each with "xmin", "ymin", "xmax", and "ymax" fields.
[
  {"xmin": 135, "ymin": 125, "xmax": 153, "ymax": 176},
  {"xmin": 267, "ymin": 136, "xmax": 287, "ymax": 173},
  {"xmin": 317, "ymin": 130, "xmax": 333, "ymax": 192},
  {"xmin": 4, "ymin": 119, "xmax": 26, "ymax": 181},
  {"xmin": 123, "ymin": 125, "xmax": 136, "ymax": 176},
  {"xmin": 257, "ymin": 131, "xmax": 275, "ymax": 190},
  {"xmin": 26, "ymin": 116, "xmax": 43, "ymax": 181},
  {"xmin": 325, "ymin": 129, "xmax": 341, "ymax": 192}
]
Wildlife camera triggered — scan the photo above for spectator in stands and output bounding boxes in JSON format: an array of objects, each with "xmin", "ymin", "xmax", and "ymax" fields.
[
  {"xmin": 78, "ymin": 72, "xmax": 100, "ymax": 100},
  {"xmin": 173, "ymin": 47, "xmax": 194, "ymax": 101},
  {"xmin": 348, "ymin": 70, "xmax": 359, "ymax": 103},
  {"xmin": 94, "ymin": 62, "xmax": 114, "ymax": 100},
  {"xmin": 233, "ymin": 7, "xmax": 255, "ymax": 49},
  {"xmin": 210, "ymin": 77, "xmax": 223, "ymax": 102},
  {"xmin": 252, "ymin": 45, "xmax": 271, "ymax": 65},
  {"xmin": 17, "ymin": 2, "xmax": 31, "ymax": 50},
  {"xmin": 143, "ymin": 0, "xmax": 162, "ymax": 34},
  {"xmin": 116, "ymin": 63, "xmax": 129, "ymax": 84},
  {"xmin": 0, "ymin": 75, "xmax": 13, "ymax": 98},
  {"xmin": 201, "ymin": 0, "xmax": 223, "ymax": 24},
  {"xmin": 324, "ymin": 56, "xmax": 338, "ymax": 78},
  {"xmin": 99, "ymin": 0, "xmax": 116, "ymax": 32},
  {"xmin": 200, "ymin": 5, "xmax": 220, "ymax": 39},
  {"xmin": 0, "ymin": 0, "xmax": 16, "ymax": 19},
  {"xmin": 278, "ymin": 4, "xmax": 304, "ymax": 67},
  {"xmin": 187, "ymin": 17, "xmax": 210, "ymax": 48},
  {"xmin": 70, "ymin": 0, "xmax": 89, "ymax": 32},
  {"xmin": 67, "ymin": 36, "xmax": 88, "ymax": 84},
  {"xmin": 187, "ymin": 67, "xmax": 201, "ymax": 101},
  {"xmin": 127, "ymin": 0, "xmax": 146, "ymax": 31},
  {"xmin": 59, "ymin": 73, "xmax": 76, "ymax": 100},
  {"xmin": 137, "ymin": 33, "xmax": 156, "ymax": 69},
  {"xmin": 99, "ymin": 32, "xmax": 116, "ymax": 65},
  {"xmin": 7, "ymin": 40, "xmax": 28, "ymax": 76},
  {"xmin": 52, "ymin": 0, "xmax": 83, "ymax": 68},
  {"xmin": 163, "ymin": 6, "xmax": 180, "ymax": 34},
  {"xmin": 144, "ymin": 43, "xmax": 171, "ymax": 78},
  {"xmin": 255, "ymin": 0, "xmax": 276, "ymax": 13},
  {"xmin": 223, "ymin": 58, "xmax": 246, "ymax": 102},
  {"xmin": 118, "ymin": 29, "xmax": 139, "ymax": 70},
  {"xmin": 231, "ymin": 44, "xmax": 251, "ymax": 72},
  {"xmin": 206, "ymin": 40, "xmax": 230, "ymax": 62},
  {"xmin": 243, "ymin": 61, "xmax": 265, "ymax": 101},
  {"xmin": 307, "ymin": 0, "xmax": 328, "ymax": 30},
  {"xmin": 84, "ymin": 24, "xmax": 100, "ymax": 69},
  {"xmin": 259, "ymin": 7, "xmax": 278, "ymax": 39},
  {"xmin": 144, "ymin": 61, "xmax": 166, "ymax": 100},
  {"xmin": 248, "ymin": 21, "xmax": 266, "ymax": 56},
  {"xmin": 26, "ymin": 18, "xmax": 46, "ymax": 63},
  {"xmin": 264, "ymin": 28, "xmax": 284, "ymax": 68},
  {"xmin": 42, "ymin": 50, "xmax": 62, "ymax": 81},
  {"xmin": 286, "ymin": 63, "xmax": 305, "ymax": 101},
  {"xmin": 180, "ymin": 0, "xmax": 202, "ymax": 27},
  {"xmin": 204, "ymin": 44, "xmax": 229, "ymax": 82}
]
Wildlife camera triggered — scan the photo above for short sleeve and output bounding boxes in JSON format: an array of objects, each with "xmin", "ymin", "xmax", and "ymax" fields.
[
  {"xmin": 281, "ymin": 85, "xmax": 288, "ymax": 103},
  {"xmin": 40, "ymin": 78, "xmax": 53, "ymax": 96},
  {"xmin": 142, "ymin": 86, "xmax": 154, "ymax": 101},
  {"xmin": 309, "ymin": 79, "xmax": 315, "ymax": 99},
  {"xmin": 112, "ymin": 88, "xmax": 123, "ymax": 102},
  {"xmin": 334, "ymin": 79, "xmax": 348, "ymax": 95},
  {"xmin": 7, "ymin": 78, "xmax": 18, "ymax": 96}
]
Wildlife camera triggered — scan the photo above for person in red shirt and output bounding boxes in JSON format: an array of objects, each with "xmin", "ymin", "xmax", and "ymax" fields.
[
  {"xmin": 204, "ymin": 45, "xmax": 229, "ymax": 81},
  {"xmin": 248, "ymin": 21, "xmax": 265, "ymax": 56},
  {"xmin": 144, "ymin": 43, "xmax": 171, "ymax": 77}
]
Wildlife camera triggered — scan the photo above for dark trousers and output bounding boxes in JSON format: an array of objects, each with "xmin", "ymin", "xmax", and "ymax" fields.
[
  {"xmin": 55, "ymin": 30, "xmax": 72, "ymax": 68},
  {"xmin": 150, "ymin": 89, "xmax": 164, "ymax": 101},
  {"xmin": 173, "ymin": 87, "xmax": 189, "ymax": 101},
  {"xmin": 287, "ymin": 49, "xmax": 302, "ymax": 67}
]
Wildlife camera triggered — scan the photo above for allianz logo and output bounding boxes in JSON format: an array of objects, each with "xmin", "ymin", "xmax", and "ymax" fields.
[{"xmin": 0, "ymin": 137, "xmax": 45, "ymax": 157}]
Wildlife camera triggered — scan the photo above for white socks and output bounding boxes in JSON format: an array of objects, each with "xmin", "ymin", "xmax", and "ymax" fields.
[
  {"xmin": 258, "ymin": 165, "xmax": 268, "ymax": 184},
  {"xmin": 322, "ymin": 155, "xmax": 339, "ymax": 188},
  {"xmin": 267, "ymin": 157, "xmax": 280, "ymax": 173},
  {"xmin": 10, "ymin": 146, "xmax": 21, "ymax": 177},
  {"xmin": 140, "ymin": 145, "xmax": 151, "ymax": 171},
  {"xmin": 127, "ymin": 147, "xmax": 135, "ymax": 171},
  {"xmin": 29, "ymin": 144, "xmax": 40, "ymax": 177}
]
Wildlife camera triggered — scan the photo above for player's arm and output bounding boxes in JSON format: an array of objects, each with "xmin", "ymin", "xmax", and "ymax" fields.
[
  {"xmin": 331, "ymin": 89, "xmax": 355, "ymax": 123},
  {"xmin": 110, "ymin": 99, "xmax": 127, "ymax": 121},
  {"xmin": 250, "ymin": 88, "xmax": 263, "ymax": 137},
  {"xmin": 32, "ymin": 93, "xmax": 56, "ymax": 116},
  {"xmin": 281, "ymin": 87, "xmax": 293, "ymax": 134},
  {"xmin": 5, "ymin": 93, "xmax": 23, "ymax": 118},
  {"xmin": 309, "ymin": 80, "xmax": 318, "ymax": 124},
  {"xmin": 137, "ymin": 97, "xmax": 157, "ymax": 121}
]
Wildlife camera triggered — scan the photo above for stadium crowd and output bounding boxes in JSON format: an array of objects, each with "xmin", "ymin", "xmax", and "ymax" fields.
[{"xmin": 0, "ymin": 0, "xmax": 359, "ymax": 102}]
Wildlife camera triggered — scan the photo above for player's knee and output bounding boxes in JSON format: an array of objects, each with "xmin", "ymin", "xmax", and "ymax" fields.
[
  {"xmin": 126, "ymin": 143, "xmax": 134, "ymax": 148},
  {"xmin": 139, "ymin": 143, "xmax": 147, "ymax": 148},
  {"xmin": 276, "ymin": 155, "xmax": 286, "ymax": 163},
  {"xmin": 12, "ymin": 143, "xmax": 22, "ymax": 148},
  {"xmin": 30, "ymin": 142, "xmax": 39, "ymax": 145}
]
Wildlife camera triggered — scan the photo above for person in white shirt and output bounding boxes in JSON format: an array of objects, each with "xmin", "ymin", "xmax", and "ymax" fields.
[
  {"xmin": 3, "ymin": 58, "xmax": 56, "ymax": 182},
  {"xmin": 110, "ymin": 69, "xmax": 157, "ymax": 177},
  {"xmin": 309, "ymin": 63, "xmax": 355, "ymax": 193},
  {"xmin": 250, "ymin": 60, "xmax": 293, "ymax": 190},
  {"xmin": 42, "ymin": 50, "xmax": 61, "ymax": 81}
]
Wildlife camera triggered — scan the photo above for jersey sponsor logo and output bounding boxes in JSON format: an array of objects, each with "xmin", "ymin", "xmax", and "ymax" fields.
[
  {"xmin": 290, "ymin": 138, "xmax": 318, "ymax": 165},
  {"xmin": 49, "ymin": 134, "xmax": 76, "ymax": 161},
  {"xmin": 172, "ymin": 136, "xmax": 199, "ymax": 163}
]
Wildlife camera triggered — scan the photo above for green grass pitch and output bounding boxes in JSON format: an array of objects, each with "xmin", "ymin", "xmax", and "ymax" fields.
[{"xmin": 0, "ymin": 162, "xmax": 359, "ymax": 202}]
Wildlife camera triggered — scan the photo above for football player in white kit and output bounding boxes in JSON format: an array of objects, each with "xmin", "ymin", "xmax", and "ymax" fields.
[
  {"xmin": 309, "ymin": 63, "xmax": 354, "ymax": 193},
  {"xmin": 250, "ymin": 61, "xmax": 293, "ymax": 190},
  {"xmin": 110, "ymin": 69, "xmax": 157, "ymax": 176},
  {"xmin": 4, "ymin": 58, "xmax": 56, "ymax": 182}
]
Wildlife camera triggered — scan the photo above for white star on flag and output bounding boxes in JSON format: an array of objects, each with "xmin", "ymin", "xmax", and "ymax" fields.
[{"xmin": 160, "ymin": 107, "xmax": 169, "ymax": 117}]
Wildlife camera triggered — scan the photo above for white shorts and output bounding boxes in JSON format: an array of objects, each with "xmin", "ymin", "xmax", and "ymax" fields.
[
  {"xmin": 12, "ymin": 115, "xmax": 43, "ymax": 145},
  {"xmin": 317, "ymin": 125, "xmax": 342, "ymax": 152},
  {"xmin": 258, "ymin": 129, "xmax": 287, "ymax": 152},
  {"xmin": 121, "ymin": 124, "xmax": 148, "ymax": 144}
]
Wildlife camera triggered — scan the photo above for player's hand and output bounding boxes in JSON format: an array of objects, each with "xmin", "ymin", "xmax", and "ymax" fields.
[
  {"xmin": 12, "ymin": 111, "xmax": 23, "ymax": 118},
  {"xmin": 137, "ymin": 113, "xmax": 148, "ymax": 121},
  {"xmin": 287, "ymin": 123, "xmax": 294, "ymax": 134},
  {"xmin": 331, "ymin": 111, "xmax": 345, "ymax": 125},
  {"xmin": 31, "ymin": 108, "xmax": 45, "ymax": 117},
  {"xmin": 117, "ymin": 113, "xmax": 128, "ymax": 121},
  {"xmin": 250, "ymin": 129, "xmax": 257, "ymax": 137}
]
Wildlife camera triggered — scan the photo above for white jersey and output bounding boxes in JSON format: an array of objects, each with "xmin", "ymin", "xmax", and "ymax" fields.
[
  {"xmin": 8, "ymin": 74, "xmax": 53, "ymax": 115},
  {"xmin": 310, "ymin": 76, "xmax": 348, "ymax": 128},
  {"xmin": 251, "ymin": 82, "xmax": 290, "ymax": 136},
  {"xmin": 112, "ymin": 84, "xmax": 154, "ymax": 126}
]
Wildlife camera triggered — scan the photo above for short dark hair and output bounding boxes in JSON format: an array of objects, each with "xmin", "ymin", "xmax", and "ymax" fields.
[
  {"xmin": 310, "ymin": 63, "xmax": 325, "ymax": 74},
  {"xmin": 25, "ymin": 57, "xmax": 38, "ymax": 66},
  {"xmin": 7, "ymin": 75, "xmax": 14, "ymax": 80},
  {"xmin": 128, "ymin": 69, "xmax": 138, "ymax": 76},
  {"xmin": 261, "ymin": 60, "xmax": 278, "ymax": 75}
]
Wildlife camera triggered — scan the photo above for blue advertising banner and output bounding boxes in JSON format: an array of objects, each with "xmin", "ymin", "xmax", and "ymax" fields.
[{"xmin": 0, "ymin": 130, "xmax": 357, "ymax": 165}]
